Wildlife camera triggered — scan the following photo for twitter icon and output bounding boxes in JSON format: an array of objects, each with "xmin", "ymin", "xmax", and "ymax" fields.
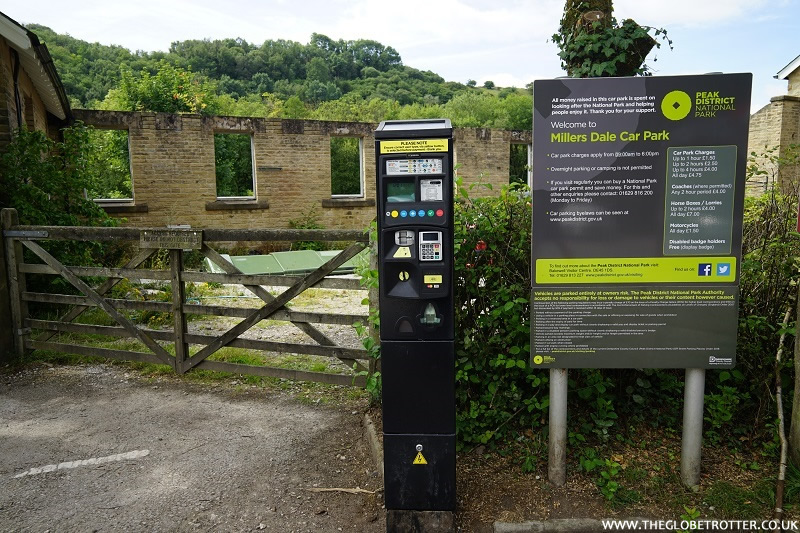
[{"xmin": 716, "ymin": 263, "xmax": 731, "ymax": 276}]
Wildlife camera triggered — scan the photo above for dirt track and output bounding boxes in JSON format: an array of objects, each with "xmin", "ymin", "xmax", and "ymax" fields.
[{"xmin": 0, "ymin": 364, "xmax": 384, "ymax": 532}]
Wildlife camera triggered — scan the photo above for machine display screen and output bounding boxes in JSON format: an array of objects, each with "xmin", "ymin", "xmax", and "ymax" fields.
[
  {"xmin": 421, "ymin": 232, "xmax": 439, "ymax": 242},
  {"xmin": 386, "ymin": 158, "xmax": 443, "ymax": 175},
  {"xmin": 386, "ymin": 181, "xmax": 416, "ymax": 203}
]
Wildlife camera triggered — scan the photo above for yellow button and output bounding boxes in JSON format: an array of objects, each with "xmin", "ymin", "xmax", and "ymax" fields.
[
  {"xmin": 391, "ymin": 210, "xmax": 399, "ymax": 218},
  {"xmin": 424, "ymin": 275, "xmax": 443, "ymax": 284}
]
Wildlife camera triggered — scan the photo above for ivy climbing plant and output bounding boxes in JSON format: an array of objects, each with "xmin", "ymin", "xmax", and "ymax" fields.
[{"xmin": 551, "ymin": 0, "xmax": 672, "ymax": 77}]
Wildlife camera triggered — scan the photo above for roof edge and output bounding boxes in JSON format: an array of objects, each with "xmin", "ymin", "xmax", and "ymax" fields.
[
  {"xmin": 0, "ymin": 11, "xmax": 71, "ymax": 121},
  {"xmin": 26, "ymin": 30, "xmax": 72, "ymax": 122},
  {"xmin": 0, "ymin": 11, "xmax": 31, "ymax": 49},
  {"xmin": 776, "ymin": 54, "xmax": 800, "ymax": 80}
]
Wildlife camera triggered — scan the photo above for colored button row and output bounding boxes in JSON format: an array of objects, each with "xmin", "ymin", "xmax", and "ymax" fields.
[{"xmin": 387, "ymin": 209, "xmax": 445, "ymax": 218}]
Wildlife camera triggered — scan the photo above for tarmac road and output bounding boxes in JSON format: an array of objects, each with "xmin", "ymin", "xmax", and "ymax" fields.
[{"xmin": 0, "ymin": 364, "xmax": 384, "ymax": 532}]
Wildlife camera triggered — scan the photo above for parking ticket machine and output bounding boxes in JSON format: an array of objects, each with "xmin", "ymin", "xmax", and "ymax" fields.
[{"xmin": 375, "ymin": 120, "xmax": 456, "ymax": 525}]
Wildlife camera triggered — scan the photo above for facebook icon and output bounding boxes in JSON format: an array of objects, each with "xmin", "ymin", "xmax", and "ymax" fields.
[{"xmin": 698, "ymin": 263, "xmax": 712, "ymax": 276}]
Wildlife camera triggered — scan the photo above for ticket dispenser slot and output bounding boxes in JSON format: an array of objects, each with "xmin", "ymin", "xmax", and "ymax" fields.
[{"xmin": 375, "ymin": 119, "xmax": 455, "ymax": 523}]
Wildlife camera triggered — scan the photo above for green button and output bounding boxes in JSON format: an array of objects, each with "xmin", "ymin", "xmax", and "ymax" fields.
[{"xmin": 427, "ymin": 210, "xmax": 434, "ymax": 217}]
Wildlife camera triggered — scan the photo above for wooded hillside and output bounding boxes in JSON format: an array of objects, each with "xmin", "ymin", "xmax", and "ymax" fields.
[{"xmin": 30, "ymin": 25, "xmax": 531, "ymax": 129}]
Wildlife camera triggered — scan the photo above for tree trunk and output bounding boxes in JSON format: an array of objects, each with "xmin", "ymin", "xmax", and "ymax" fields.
[
  {"xmin": 559, "ymin": 0, "xmax": 613, "ymax": 39},
  {"xmin": 558, "ymin": 0, "xmax": 656, "ymax": 77}
]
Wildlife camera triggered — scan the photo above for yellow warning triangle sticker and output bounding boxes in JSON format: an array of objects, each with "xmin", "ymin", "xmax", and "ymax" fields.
[
  {"xmin": 393, "ymin": 246, "xmax": 411, "ymax": 258},
  {"xmin": 413, "ymin": 452, "xmax": 428, "ymax": 465}
]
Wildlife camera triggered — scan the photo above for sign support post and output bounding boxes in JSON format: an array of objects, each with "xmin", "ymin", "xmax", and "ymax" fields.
[
  {"xmin": 548, "ymin": 368, "xmax": 568, "ymax": 486},
  {"xmin": 681, "ymin": 368, "xmax": 706, "ymax": 488}
]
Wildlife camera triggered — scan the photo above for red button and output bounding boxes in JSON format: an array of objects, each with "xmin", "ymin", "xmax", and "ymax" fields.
[{"xmin": 436, "ymin": 209, "xmax": 444, "ymax": 217}]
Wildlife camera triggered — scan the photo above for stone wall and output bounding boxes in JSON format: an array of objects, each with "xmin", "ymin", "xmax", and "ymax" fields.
[
  {"xmin": 73, "ymin": 109, "xmax": 532, "ymax": 231},
  {"xmin": 746, "ymin": 95, "xmax": 800, "ymax": 194},
  {"xmin": 454, "ymin": 127, "xmax": 531, "ymax": 197},
  {"xmin": 0, "ymin": 36, "xmax": 50, "ymax": 149},
  {"xmin": 789, "ymin": 70, "xmax": 800, "ymax": 98}
]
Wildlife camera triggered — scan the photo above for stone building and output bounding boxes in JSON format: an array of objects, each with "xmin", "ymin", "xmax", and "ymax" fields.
[
  {"xmin": 0, "ymin": 12, "xmax": 70, "ymax": 148},
  {"xmin": 74, "ymin": 109, "xmax": 532, "ymax": 232},
  {"xmin": 746, "ymin": 54, "xmax": 800, "ymax": 193},
  {"xmin": 778, "ymin": 54, "xmax": 800, "ymax": 98}
]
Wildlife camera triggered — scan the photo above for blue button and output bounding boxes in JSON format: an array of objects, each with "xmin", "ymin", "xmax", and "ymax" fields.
[
  {"xmin": 409, "ymin": 210, "xmax": 417, "ymax": 217},
  {"xmin": 418, "ymin": 210, "xmax": 426, "ymax": 217},
  {"xmin": 400, "ymin": 210, "xmax": 408, "ymax": 218}
]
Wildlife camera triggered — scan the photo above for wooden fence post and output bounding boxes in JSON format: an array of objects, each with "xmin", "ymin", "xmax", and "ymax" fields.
[
  {"xmin": 170, "ymin": 248, "xmax": 188, "ymax": 374},
  {"xmin": 0, "ymin": 209, "xmax": 15, "ymax": 362},
  {"xmin": 368, "ymin": 230, "xmax": 380, "ymax": 376},
  {"xmin": 1, "ymin": 209, "xmax": 26, "ymax": 359}
]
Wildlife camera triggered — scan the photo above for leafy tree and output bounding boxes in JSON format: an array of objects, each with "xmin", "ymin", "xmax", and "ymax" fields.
[
  {"xmin": 509, "ymin": 144, "xmax": 529, "ymax": 185},
  {"xmin": 493, "ymin": 92, "xmax": 533, "ymax": 130},
  {"xmin": 283, "ymin": 96, "xmax": 307, "ymax": 118},
  {"xmin": 442, "ymin": 92, "xmax": 501, "ymax": 128},
  {"xmin": 33, "ymin": 25, "xmax": 472, "ymax": 110},
  {"xmin": 330, "ymin": 137, "xmax": 361, "ymax": 195},
  {"xmin": 217, "ymin": 75, "xmax": 250, "ymax": 98},
  {"xmin": 31, "ymin": 23, "xmax": 534, "ymax": 128},
  {"xmin": 214, "ymin": 133, "xmax": 253, "ymax": 197},
  {"xmin": 87, "ymin": 129, "xmax": 132, "ymax": 198},
  {"xmin": 483, "ymin": 80, "xmax": 495, "ymax": 89},
  {"xmin": 306, "ymin": 57, "xmax": 332, "ymax": 82},
  {"xmin": 272, "ymin": 79, "xmax": 305, "ymax": 101},
  {"xmin": 0, "ymin": 125, "xmax": 119, "ymax": 299},
  {"xmin": 251, "ymin": 72, "xmax": 274, "ymax": 94},
  {"xmin": 215, "ymin": 93, "xmax": 281, "ymax": 118},
  {"xmin": 361, "ymin": 66, "xmax": 380, "ymax": 78},
  {"xmin": 101, "ymin": 60, "xmax": 218, "ymax": 114},
  {"xmin": 311, "ymin": 93, "xmax": 400, "ymax": 123},
  {"xmin": 27, "ymin": 24, "xmax": 144, "ymax": 107},
  {"xmin": 347, "ymin": 66, "xmax": 464, "ymax": 105},
  {"xmin": 0, "ymin": 125, "xmax": 111, "ymax": 226},
  {"xmin": 466, "ymin": 79, "xmax": 477, "ymax": 88},
  {"xmin": 301, "ymin": 80, "xmax": 342, "ymax": 104},
  {"xmin": 395, "ymin": 102, "xmax": 447, "ymax": 121}
]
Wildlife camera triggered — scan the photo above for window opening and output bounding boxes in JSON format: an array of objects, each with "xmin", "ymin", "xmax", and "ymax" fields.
[
  {"xmin": 215, "ymin": 133, "xmax": 255, "ymax": 198},
  {"xmin": 89, "ymin": 129, "xmax": 133, "ymax": 200},
  {"xmin": 331, "ymin": 136, "xmax": 363, "ymax": 197}
]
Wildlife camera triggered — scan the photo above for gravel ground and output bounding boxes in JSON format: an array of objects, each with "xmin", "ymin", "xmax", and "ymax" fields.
[
  {"xmin": 0, "ymin": 364, "xmax": 384, "ymax": 532},
  {"xmin": 184, "ymin": 281, "xmax": 369, "ymax": 375}
]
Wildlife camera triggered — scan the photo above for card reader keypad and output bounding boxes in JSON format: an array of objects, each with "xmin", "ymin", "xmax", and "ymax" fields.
[{"xmin": 420, "ymin": 242, "xmax": 441, "ymax": 261}]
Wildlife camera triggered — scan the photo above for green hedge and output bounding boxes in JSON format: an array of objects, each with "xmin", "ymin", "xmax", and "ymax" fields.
[{"xmin": 451, "ymin": 178, "xmax": 800, "ymax": 455}]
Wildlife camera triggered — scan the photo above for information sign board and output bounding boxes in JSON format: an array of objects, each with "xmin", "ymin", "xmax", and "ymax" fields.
[{"xmin": 531, "ymin": 74, "xmax": 751, "ymax": 368}]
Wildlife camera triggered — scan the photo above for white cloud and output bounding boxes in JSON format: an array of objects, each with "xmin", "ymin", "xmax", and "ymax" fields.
[
  {"xmin": 5, "ymin": 0, "xmax": 795, "ymax": 112},
  {"xmin": 616, "ymin": 0, "xmax": 770, "ymax": 28},
  {"xmin": 321, "ymin": 0, "xmax": 564, "ymax": 50}
]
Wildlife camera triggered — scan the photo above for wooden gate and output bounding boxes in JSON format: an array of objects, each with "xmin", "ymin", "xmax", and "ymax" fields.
[{"xmin": 1, "ymin": 208, "xmax": 372, "ymax": 387}]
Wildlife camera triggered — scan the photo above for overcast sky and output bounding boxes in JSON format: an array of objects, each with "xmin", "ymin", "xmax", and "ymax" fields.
[{"xmin": 6, "ymin": 0, "xmax": 798, "ymax": 112}]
